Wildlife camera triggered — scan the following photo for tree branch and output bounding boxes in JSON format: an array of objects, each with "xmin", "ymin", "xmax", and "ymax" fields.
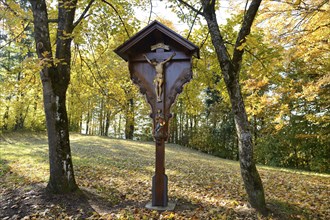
[
  {"xmin": 232, "ymin": 0, "xmax": 262, "ymax": 74},
  {"xmin": 73, "ymin": 0, "xmax": 96, "ymax": 28},
  {"xmin": 101, "ymin": 0, "xmax": 130, "ymax": 38},
  {"xmin": 199, "ymin": 31, "xmax": 209, "ymax": 50},
  {"xmin": 175, "ymin": 0, "xmax": 188, "ymax": 23},
  {"xmin": 77, "ymin": 47, "xmax": 107, "ymax": 96},
  {"xmin": 48, "ymin": 19, "xmax": 59, "ymax": 23},
  {"xmin": 243, "ymin": 0, "xmax": 249, "ymax": 18},
  {"xmin": 148, "ymin": 0, "xmax": 152, "ymax": 24},
  {"xmin": 187, "ymin": 6, "xmax": 203, "ymax": 40},
  {"xmin": 224, "ymin": 40, "xmax": 267, "ymax": 70},
  {"xmin": 1, "ymin": 0, "xmax": 31, "ymax": 22},
  {"xmin": 0, "ymin": 22, "xmax": 31, "ymax": 50},
  {"xmin": 175, "ymin": 0, "xmax": 203, "ymax": 15}
]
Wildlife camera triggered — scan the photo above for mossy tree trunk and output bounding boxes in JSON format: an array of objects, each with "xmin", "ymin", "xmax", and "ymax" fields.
[
  {"xmin": 202, "ymin": 0, "xmax": 267, "ymax": 214},
  {"xmin": 29, "ymin": 0, "xmax": 94, "ymax": 193},
  {"xmin": 177, "ymin": 0, "xmax": 267, "ymax": 215}
]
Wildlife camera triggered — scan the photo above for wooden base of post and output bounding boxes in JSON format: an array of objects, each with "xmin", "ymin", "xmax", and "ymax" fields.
[
  {"xmin": 145, "ymin": 137, "xmax": 177, "ymax": 211},
  {"xmin": 152, "ymin": 174, "xmax": 168, "ymax": 206}
]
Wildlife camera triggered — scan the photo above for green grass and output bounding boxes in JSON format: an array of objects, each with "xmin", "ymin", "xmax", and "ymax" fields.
[{"xmin": 1, "ymin": 132, "xmax": 329, "ymax": 219}]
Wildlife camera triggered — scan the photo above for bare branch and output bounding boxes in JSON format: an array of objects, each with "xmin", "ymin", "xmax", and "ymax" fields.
[
  {"xmin": 101, "ymin": 0, "xmax": 130, "ymax": 38},
  {"xmin": 148, "ymin": 0, "xmax": 152, "ymax": 24},
  {"xmin": 245, "ymin": 50, "xmax": 268, "ymax": 70},
  {"xmin": 175, "ymin": 0, "xmax": 203, "ymax": 15},
  {"xmin": 187, "ymin": 6, "xmax": 203, "ymax": 40},
  {"xmin": 243, "ymin": 0, "xmax": 249, "ymax": 18},
  {"xmin": 199, "ymin": 31, "xmax": 209, "ymax": 50},
  {"xmin": 77, "ymin": 47, "xmax": 107, "ymax": 96},
  {"xmin": 73, "ymin": 0, "xmax": 96, "ymax": 28},
  {"xmin": 175, "ymin": 1, "xmax": 188, "ymax": 23}
]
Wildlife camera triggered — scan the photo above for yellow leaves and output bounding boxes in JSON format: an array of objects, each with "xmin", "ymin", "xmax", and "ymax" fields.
[
  {"xmin": 317, "ymin": 73, "xmax": 330, "ymax": 87},
  {"xmin": 58, "ymin": 0, "xmax": 77, "ymax": 10},
  {"xmin": 293, "ymin": 0, "xmax": 301, "ymax": 7},
  {"xmin": 302, "ymin": 84, "xmax": 318, "ymax": 102},
  {"xmin": 295, "ymin": 133, "xmax": 318, "ymax": 139},
  {"xmin": 53, "ymin": 58, "xmax": 68, "ymax": 66},
  {"xmin": 244, "ymin": 78, "xmax": 269, "ymax": 91},
  {"xmin": 59, "ymin": 30, "xmax": 74, "ymax": 40},
  {"xmin": 41, "ymin": 50, "xmax": 50, "ymax": 58},
  {"xmin": 272, "ymin": 104, "xmax": 290, "ymax": 131},
  {"xmin": 2, "ymin": 133, "xmax": 330, "ymax": 219},
  {"xmin": 237, "ymin": 34, "xmax": 262, "ymax": 51},
  {"xmin": 244, "ymin": 77, "xmax": 275, "ymax": 116},
  {"xmin": 162, "ymin": 212, "xmax": 176, "ymax": 219},
  {"xmin": 236, "ymin": 42, "xmax": 246, "ymax": 51},
  {"xmin": 246, "ymin": 93, "xmax": 270, "ymax": 116},
  {"xmin": 259, "ymin": 0, "xmax": 329, "ymax": 70}
]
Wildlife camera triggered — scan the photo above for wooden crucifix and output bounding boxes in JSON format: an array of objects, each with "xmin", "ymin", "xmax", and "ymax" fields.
[
  {"xmin": 143, "ymin": 52, "xmax": 176, "ymax": 102},
  {"xmin": 114, "ymin": 20, "xmax": 199, "ymax": 210}
]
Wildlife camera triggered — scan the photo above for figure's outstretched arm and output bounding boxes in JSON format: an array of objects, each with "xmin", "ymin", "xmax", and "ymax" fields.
[
  {"xmin": 161, "ymin": 52, "xmax": 176, "ymax": 64},
  {"xmin": 143, "ymin": 54, "xmax": 152, "ymax": 64}
]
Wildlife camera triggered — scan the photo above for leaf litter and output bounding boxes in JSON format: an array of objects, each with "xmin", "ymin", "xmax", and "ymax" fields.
[{"xmin": 0, "ymin": 133, "xmax": 329, "ymax": 219}]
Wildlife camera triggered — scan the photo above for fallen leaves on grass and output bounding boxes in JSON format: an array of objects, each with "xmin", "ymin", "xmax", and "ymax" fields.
[{"xmin": 1, "ymin": 133, "xmax": 329, "ymax": 219}]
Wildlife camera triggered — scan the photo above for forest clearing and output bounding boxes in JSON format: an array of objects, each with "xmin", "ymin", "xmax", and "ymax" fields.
[
  {"xmin": 1, "ymin": 0, "xmax": 329, "ymax": 219},
  {"xmin": 1, "ymin": 132, "xmax": 329, "ymax": 219}
]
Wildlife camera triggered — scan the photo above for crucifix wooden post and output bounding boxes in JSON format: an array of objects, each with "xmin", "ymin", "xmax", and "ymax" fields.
[
  {"xmin": 148, "ymin": 44, "xmax": 173, "ymax": 207},
  {"xmin": 114, "ymin": 20, "xmax": 199, "ymax": 210}
]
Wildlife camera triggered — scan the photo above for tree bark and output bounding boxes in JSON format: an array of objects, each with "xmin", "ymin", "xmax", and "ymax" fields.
[
  {"xmin": 86, "ymin": 105, "xmax": 90, "ymax": 135},
  {"xmin": 99, "ymin": 98, "xmax": 104, "ymax": 136},
  {"xmin": 199, "ymin": 0, "xmax": 267, "ymax": 215},
  {"xmin": 125, "ymin": 98, "xmax": 134, "ymax": 139},
  {"xmin": 105, "ymin": 110, "xmax": 111, "ymax": 136},
  {"xmin": 29, "ymin": 0, "xmax": 78, "ymax": 193}
]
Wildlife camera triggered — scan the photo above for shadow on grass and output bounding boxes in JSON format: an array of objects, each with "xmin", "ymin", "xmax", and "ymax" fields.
[
  {"xmin": 0, "ymin": 159, "xmax": 11, "ymax": 177},
  {"xmin": 0, "ymin": 159, "xmax": 131, "ymax": 219},
  {"xmin": 0, "ymin": 179, "xmax": 141, "ymax": 219},
  {"xmin": 2, "ymin": 133, "xmax": 327, "ymax": 219},
  {"xmin": 267, "ymin": 199, "xmax": 311, "ymax": 220}
]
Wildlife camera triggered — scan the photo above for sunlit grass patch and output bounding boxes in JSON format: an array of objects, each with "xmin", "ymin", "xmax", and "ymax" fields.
[
  {"xmin": 1, "ymin": 132, "xmax": 329, "ymax": 219},
  {"xmin": 1, "ymin": 134, "xmax": 49, "ymax": 185}
]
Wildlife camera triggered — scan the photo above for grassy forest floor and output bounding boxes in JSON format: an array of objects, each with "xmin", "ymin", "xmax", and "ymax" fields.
[{"xmin": 0, "ymin": 132, "xmax": 329, "ymax": 219}]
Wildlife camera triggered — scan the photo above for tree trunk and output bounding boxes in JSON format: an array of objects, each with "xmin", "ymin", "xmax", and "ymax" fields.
[
  {"xmin": 200, "ymin": 0, "xmax": 267, "ymax": 214},
  {"xmin": 42, "ymin": 76, "xmax": 78, "ymax": 193},
  {"xmin": 105, "ymin": 110, "xmax": 111, "ymax": 136},
  {"xmin": 125, "ymin": 98, "xmax": 134, "ymax": 139},
  {"xmin": 118, "ymin": 114, "xmax": 122, "ymax": 138},
  {"xmin": 99, "ymin": 98, "xmax": 104, "ymax": 136},
  {"xmin": 79, "ymin": 114, "xmax": 83, "ymax": 134},
  {"xmin": 253, "ymin": 115, "xmax": 258, "ymax": 145},
  {"xmin": 170, "ymin": 112, "xmax": 178, "ymax": 143},
  {"xmin": 86, "ymin": 109, "xmax": 90, "ymax": 135},
  {"xmin": 226, "ymin": 74, "xmax": 266, "ymax": 213},
  {"xmin": 2, "ymin": 105, "xmax": 9, "ymax": 130},
  {"xmin": 29, "ymin": 0, "xmax": 78, "ymax": 193},
  {"xmin": 14, "ymin": 72, "xmax": 25, "ymax": 130}
]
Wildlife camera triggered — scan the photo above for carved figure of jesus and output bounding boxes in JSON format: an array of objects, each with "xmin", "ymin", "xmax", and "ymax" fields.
[{"xmin": 144, "ymin": 52, "xmax": 176, "ymax": 102}]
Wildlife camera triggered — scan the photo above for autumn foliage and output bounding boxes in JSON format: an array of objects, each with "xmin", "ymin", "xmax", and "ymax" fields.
[{"xmin": 0, "ymin": 0, "xmax": 329, "ymax": 217}]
